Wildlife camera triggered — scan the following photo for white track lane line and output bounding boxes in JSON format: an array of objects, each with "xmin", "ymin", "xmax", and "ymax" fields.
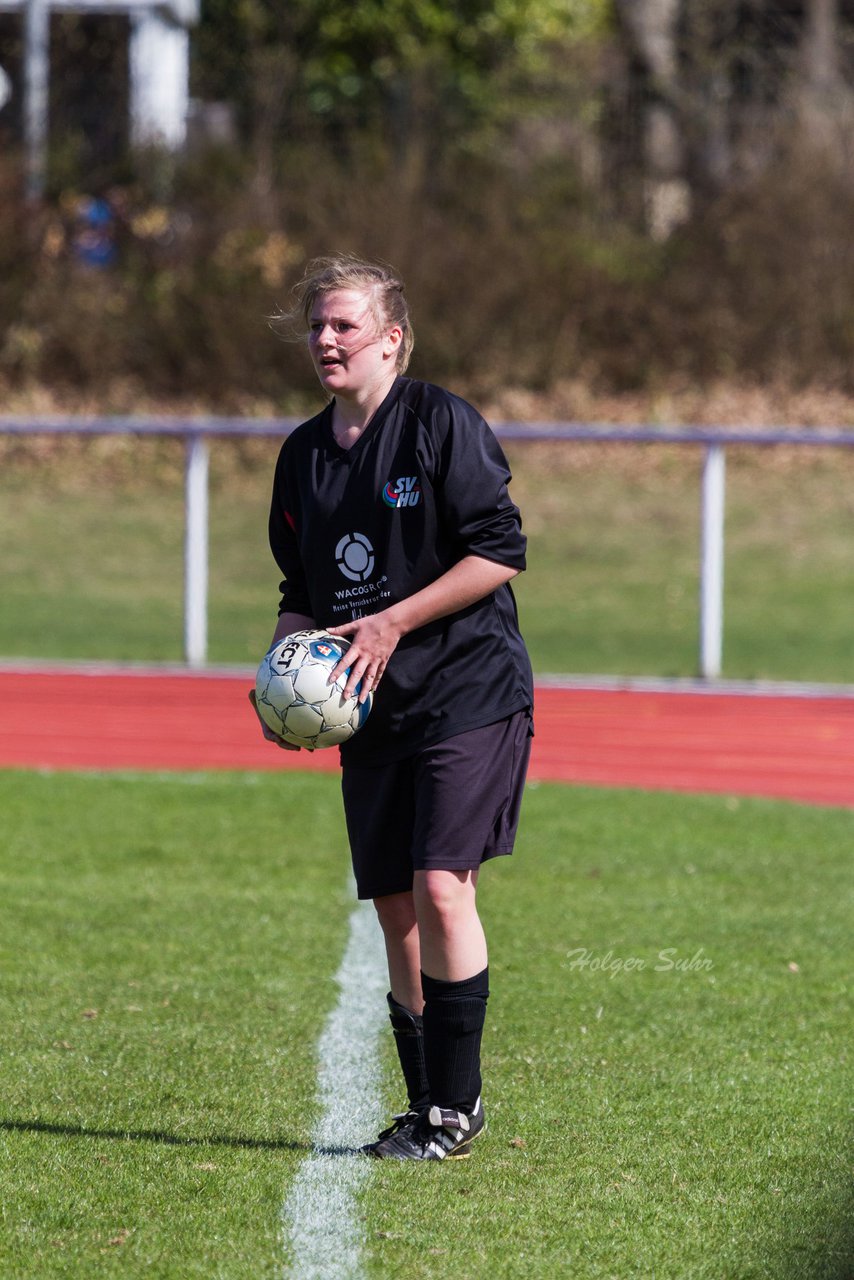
[{"xmin": 282, "ymin": 895, "xmax": 388, "ymax": 1279}]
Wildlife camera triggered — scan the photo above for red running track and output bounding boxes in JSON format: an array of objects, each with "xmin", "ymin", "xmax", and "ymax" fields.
[{"xmin": 1, "ymin": 669, "xmax": 854, "ymax": 808}]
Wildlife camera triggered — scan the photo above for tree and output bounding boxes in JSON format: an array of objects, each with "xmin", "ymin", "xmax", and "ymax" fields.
[
  {"xmin": 611, "ymin": 0, "xmax": 854, "ymax": 232},
  {"xmin": 193, "ymin": 0, "xmax": 610, "ymax": 153}
]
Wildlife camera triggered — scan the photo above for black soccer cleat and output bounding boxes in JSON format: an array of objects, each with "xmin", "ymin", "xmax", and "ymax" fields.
[
  {"xmin": 360, "ymin": 1108, "xmax": 425, "ymax": 1157},
  {"xmin": 365, "ymin": 1097, "xmax": 485, "ymax": 1161}
]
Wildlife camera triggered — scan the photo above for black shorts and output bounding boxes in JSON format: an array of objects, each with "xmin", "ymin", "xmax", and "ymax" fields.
[{"xmin": 341, "ymin": 709, "xmax": 533, "ymax": 900}]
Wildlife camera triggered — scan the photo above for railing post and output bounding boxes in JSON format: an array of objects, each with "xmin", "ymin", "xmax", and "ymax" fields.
[
  {"xmin": 184, "ymin": 433, "xmax": 209, "ymax": 667},
  {"xmin": 23, "ymin": 0, "xmax": 50, "ymax": 203},
  {"xmin": 699, "ymin": 443, "xmax": 726, "ymax": 679}
]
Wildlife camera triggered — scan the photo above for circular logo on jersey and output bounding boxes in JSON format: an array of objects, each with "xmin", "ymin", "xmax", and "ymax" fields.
[{"xmin": 335, "ymin": 532, "xmax": 375, "ymax": 582}]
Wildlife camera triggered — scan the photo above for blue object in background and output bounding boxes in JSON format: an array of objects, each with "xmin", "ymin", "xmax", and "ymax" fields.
[{"xmin": 72, "ymin": 197, "xmax": 117, "ymax": 268}]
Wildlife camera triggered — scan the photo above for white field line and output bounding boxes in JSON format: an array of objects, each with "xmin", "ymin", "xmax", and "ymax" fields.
[{"xmin": 282, "ymin": 895, "xmax": 388, "ymax": 1280}]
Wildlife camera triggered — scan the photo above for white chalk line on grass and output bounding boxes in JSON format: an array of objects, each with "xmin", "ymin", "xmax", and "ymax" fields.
[{"xmin": 282, "ymin": 894, "xmax": 388, "ymax": 1280}]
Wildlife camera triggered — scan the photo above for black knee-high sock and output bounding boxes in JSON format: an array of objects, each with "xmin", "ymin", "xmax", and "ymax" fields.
[
  {"xmin": 386, "ymin": 993, "xmax": 429, "ymax": 1112},
  {"xmin": 421, "ymin": 967, "xmax": 489, "ymax": 1113}
]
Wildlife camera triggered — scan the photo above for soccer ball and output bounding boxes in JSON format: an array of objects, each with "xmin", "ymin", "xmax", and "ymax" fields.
[{"xmin": 254, "ymin": 630, "xmax": 373, "ymax": 750}]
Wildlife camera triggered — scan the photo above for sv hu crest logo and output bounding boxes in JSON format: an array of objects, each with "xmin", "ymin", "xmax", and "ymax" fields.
[{"xmin": 383, "ymin": 475, "xmax": 421, "ymax": 508}]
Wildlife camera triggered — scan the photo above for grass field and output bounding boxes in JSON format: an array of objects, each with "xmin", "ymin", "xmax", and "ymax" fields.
[
  {"xmin": 1, "ymin": 769, "xmax": 850, "ymax": 1279},
  {"xmin": 2, "ymin": 438, "xmax": 854, "ymax": 681}
]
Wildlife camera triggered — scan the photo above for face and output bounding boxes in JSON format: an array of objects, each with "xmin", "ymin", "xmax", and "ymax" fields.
[{"xmin": 307, "ymin": 288, "xmax": 401, "ymax": 400}]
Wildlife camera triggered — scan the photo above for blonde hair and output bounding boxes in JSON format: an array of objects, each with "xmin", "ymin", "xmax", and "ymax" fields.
[{"xmin": 277, "ymin": 252, "xmax": 414, "ymax": 373}]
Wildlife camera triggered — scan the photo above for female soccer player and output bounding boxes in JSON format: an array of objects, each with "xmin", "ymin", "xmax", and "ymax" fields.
[{"xmin": 254, "ymin": 253, "xmax": 533, "ymax": 1160}]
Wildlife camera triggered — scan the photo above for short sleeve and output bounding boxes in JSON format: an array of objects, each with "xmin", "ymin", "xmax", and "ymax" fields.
[{"xmin": 435, "ymin": 400, "xmax": 527, "ymax": 570}]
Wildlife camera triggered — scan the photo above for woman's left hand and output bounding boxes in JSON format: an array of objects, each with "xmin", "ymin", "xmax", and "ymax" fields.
[{"xmin": 327, "ymin": 611, "xmax": 402, "ymax": 702}]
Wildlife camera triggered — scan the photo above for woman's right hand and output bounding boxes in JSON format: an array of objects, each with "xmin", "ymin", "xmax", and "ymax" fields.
[{"xmin": 248, "ymin": 689, "xmax": 301, "ymax": 751}]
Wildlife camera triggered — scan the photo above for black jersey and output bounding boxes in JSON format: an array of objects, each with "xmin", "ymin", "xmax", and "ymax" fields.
[{"xmin": 268, "ymin": 376, "xmax": 533, "ymax": 766}]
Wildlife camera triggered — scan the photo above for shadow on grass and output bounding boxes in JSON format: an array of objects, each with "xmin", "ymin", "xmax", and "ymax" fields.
[
  {"xmin": 772, "ymin": 1173, "xmax": 854, "ymax": 1280},
  {"xmin": 0, "ymin": 1117, "xmax": 361, "ymax": 1157}
]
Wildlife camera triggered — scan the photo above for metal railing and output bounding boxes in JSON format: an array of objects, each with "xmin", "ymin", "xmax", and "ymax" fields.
[{"xmin": 4, "ymin": 415, "xmax": 854, "ymax": 674}]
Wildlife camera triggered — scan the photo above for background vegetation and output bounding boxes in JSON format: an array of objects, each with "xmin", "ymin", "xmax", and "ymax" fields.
[{"xmin": 2, "ymin": 2, "xmax": 854, "ymax": 404}]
